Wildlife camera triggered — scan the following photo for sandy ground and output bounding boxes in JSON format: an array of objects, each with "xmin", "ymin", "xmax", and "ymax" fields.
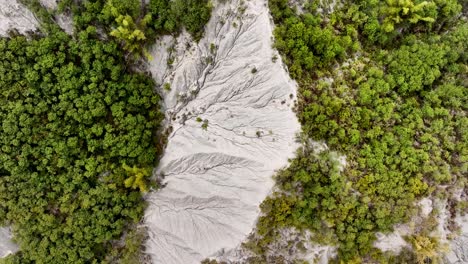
[{"xmin": 143, "ymin": 0, "xmax": 301, "ymax": 263}]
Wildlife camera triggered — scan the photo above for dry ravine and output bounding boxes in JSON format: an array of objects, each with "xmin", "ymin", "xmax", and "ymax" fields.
[{"xmin": 143, "ymin": 0, "xmax": 300, "ymax": 263}]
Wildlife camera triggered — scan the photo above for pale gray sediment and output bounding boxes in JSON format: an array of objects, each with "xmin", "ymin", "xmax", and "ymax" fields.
[{"xmin": 143, "ymin": 0, "xmax": 300, "ymax": 263}]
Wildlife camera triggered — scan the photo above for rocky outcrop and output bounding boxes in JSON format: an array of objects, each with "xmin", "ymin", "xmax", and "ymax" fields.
[
  {"xmin": 0, "ymin": 227, "xmax": 17, "ymax": 258},
  {"xmin": 0, "ymin": 0, "xmax": 38, "ymax": 36}
]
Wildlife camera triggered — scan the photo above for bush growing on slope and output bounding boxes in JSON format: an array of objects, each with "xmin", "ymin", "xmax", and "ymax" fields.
[{"xmin": 149, "ymin": 0, "xmax": 212, "ymax": 41}]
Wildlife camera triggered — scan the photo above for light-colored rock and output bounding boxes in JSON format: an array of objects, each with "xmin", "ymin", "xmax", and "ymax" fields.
[
  {"xmin": 419, "ymin": 198, "xmax": 433, "ymax": 218},
  {"xmin": 0, "ymin": 0, "xmax": 38, "ymax": 36},
  {"xmin": 39, "ymin": 0, "xmax": 57, "ymax": 10},
  {"xmin": 433, "ymin": 199, "xmax": 450, "ymax": 244},
  {"xmin": 374, "ymin": 224, "xmax": 411, "ymax": 254},
  {"xmin": 55, "ymin": 13, "xmax": 73, "ymax": 34},
  {"xmin": 289, "ymin": 0, "xmax": 307, "ymax": 15},
  {"xmin": 143, "ymin": 0, "xmax": 301, "ymax": 263},
  {"xmin": 37, "ymin": 0, "xmax": 74, "ymax": 34},
  {"xmin": 0, "ymin": 0, "xmax": 72, "ymax": 37},
  {"xmin": 445, "ymin": 214, "xmax": 468, "ymax": 264},
  {"xmin": 0, "ymin": 227, "xmax": 18, "ymax": 258}
]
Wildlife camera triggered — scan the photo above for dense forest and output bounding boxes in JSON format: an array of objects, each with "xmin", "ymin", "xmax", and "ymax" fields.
[
  {"xmin": 0, "ymin": 0, "xmax": 211, "ymax": 263},
  {"xmin": 245, "ymin": 0, "xmax": 467, "ymax": 263}
]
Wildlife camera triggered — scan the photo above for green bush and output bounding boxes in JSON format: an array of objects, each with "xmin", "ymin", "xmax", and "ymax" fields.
[{"xmin": 149, "ymin": 0, "xmax": 212, "ymax": 41}]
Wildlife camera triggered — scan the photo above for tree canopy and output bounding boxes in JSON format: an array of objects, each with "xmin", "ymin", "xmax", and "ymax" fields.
[
  {"xmin": 0, "ymin": 6, "xmax": 164, "ymax": 264},
  {"xmin": 247, "ymin": 0, "xmax": 467, "ymax": 263}
]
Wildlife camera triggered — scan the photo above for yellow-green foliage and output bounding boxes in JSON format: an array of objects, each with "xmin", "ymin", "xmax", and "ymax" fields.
[
  {"xmin": 123, "ymin": 164, "xmax": 151, "ymax": 192},
  {"xmin": 382, "ymin": 0, "xmax": 436, "ymax": 32},
  {"xmin": 107, "ymin": 0, "xmax": 153, "ymax": 58},
  {"xmin": 409, "ymin": 235, "xmax": 446, "ymax": 264},
  {"xmin": 111, "ymin": 15, "xmax": 146, "ymax": 51}
]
